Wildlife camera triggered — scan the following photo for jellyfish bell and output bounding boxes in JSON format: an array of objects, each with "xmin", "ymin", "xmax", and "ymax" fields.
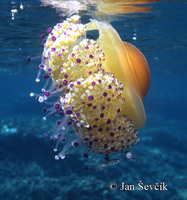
[
  {"xmin": 123, "ymin": 41, "xmax": 150, "ymax": 100},
  {"xmin": 86, "ymin": 20, "xmax": 150, "ymax": 129}
]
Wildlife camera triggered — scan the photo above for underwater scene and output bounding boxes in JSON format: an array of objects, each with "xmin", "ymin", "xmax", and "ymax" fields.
[{"xmin": 0, "ymin": 0, "xmax": 187, "ymax": 199}]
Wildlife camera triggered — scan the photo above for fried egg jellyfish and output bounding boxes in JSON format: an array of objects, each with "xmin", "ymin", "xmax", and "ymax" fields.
[{"xmin": 31, "ymin": 15, "xmax": 150, "ymax": 167}]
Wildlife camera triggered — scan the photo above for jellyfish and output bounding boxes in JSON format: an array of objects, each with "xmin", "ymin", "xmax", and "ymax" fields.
[{"xmin": 31, "ymin": 15, "xmax": 150, "ymax": 164}]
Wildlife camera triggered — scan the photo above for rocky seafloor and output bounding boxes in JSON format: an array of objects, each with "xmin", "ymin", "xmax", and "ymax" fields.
[{"xmin": 0, "ymin": 113, "xmax": 186, "ymax": 200}]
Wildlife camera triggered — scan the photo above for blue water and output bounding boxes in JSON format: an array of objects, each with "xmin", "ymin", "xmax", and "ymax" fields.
[{"xmin": 0, "ymin": 0, "xmax": 187, "ymax": 200}]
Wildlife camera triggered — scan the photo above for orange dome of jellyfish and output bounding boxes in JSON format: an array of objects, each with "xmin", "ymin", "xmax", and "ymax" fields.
[{"xmin": 31, "ymin": 15, "xmax": 150, "ymax": 166}]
